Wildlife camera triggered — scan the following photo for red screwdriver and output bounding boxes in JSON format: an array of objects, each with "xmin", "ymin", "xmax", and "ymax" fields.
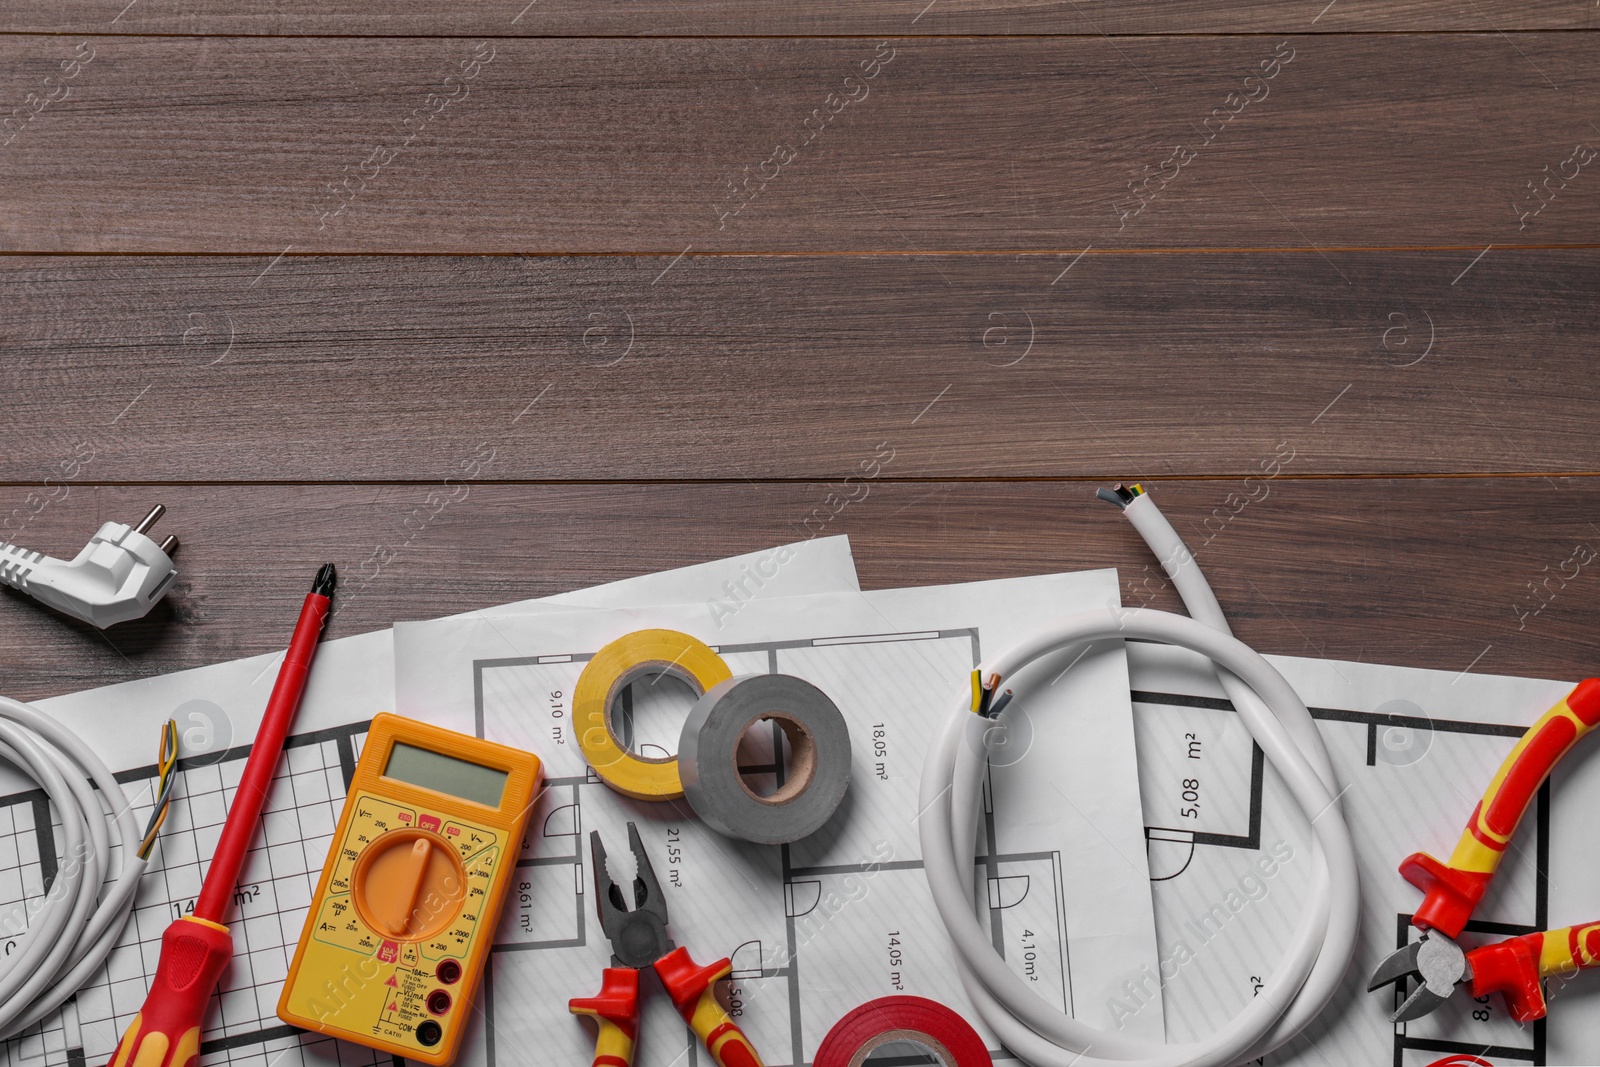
[{"xmin": 108, "ymin": 564, "xmax": 337, "ymax": 1067}]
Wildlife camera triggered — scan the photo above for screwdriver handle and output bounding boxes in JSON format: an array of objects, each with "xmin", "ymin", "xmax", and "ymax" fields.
[
  {"xmin": 569, "ymin": 967, "xmax": 641, "ymax": 1067},
  {"xmin": 107, "ymin": 917, "xmax": 232, "ymax": 1067},
  {"xmin": 1401, "ymin": 678, "xmax": 1600, "ymax": 938},
  {"xmin": 654, "ymin": 947, "xmax": 764, "ymax": 1067},
  {"xmin": 1468, "ymin": 921, "xmax": 1600, "ymax": 1023}
]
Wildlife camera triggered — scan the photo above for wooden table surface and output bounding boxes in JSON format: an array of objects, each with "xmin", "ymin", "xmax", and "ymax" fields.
[{"xmin": 3, "ymin": 5, "xmax": 1597, "ymax": 701}]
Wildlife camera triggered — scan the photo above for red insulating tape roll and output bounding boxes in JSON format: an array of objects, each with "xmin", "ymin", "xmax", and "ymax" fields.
[{"xmin": 814, "ymin": 997, "xmax": 992, "ymax": 1067}]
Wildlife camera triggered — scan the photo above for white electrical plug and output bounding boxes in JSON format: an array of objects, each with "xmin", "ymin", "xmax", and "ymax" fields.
[{"xmin": 0, "ymin": 505, "xmax": 179, "ymax": 628}]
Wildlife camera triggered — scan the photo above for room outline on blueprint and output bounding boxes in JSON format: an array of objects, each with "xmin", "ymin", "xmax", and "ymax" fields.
[{"xmin": 1125, "ymin": 644, "xmax": 1593, "ymax": 1067}]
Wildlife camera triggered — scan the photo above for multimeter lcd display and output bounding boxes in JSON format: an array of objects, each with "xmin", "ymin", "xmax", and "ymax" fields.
[{"xmin": 383, "ymin": 741, "xmax": 508, "ymax": 807}]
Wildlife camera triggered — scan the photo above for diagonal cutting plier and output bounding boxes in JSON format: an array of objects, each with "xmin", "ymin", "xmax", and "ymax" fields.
[
  {"xmin": 1369, "ymin": 678, "xmax": 1600, "ymax": 1023},
  {"xmin": 569, "ymin": 822, "xmax": 765, "ymax": 1067}
]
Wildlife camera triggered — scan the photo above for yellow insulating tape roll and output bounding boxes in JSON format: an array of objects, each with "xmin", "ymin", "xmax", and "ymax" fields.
[{"xmin": 574, "ymin": 629, "xmax": 732, "ymax": 800}]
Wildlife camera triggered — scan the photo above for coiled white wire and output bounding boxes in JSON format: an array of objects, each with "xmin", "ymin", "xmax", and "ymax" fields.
[
  {"xmin": 0, "ymin": 696, "xmax": 153, "ymax": 1039},
  {"xmin": 919, "ymin": 489, "xmax": 1360, "ymax": 1067}
]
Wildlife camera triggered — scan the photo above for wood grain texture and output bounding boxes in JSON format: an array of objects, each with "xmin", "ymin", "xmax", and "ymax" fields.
[
  {"xmin": 2, "ymin": 0, "xmax": 1592, "ymax": 37},
  {"xmin": 3, "ymin": 10, "xmax": 1597, "ymax": 717},
  {"xmin": 5, "ymin": 251, "xmax": 1597, "ymax": 480},
  {"xmin": 1, "ymin": 478, "xmax": 1593, "ymax": 700},
  {"xmin": 3, "ymin": 34, "xmax": 1597, "ymax": 253}
]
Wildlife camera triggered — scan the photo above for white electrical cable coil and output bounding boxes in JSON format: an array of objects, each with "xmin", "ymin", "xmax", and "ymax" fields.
[
  {"xmin": 0, "ymin": 695, "xmax": 168, "ymax": 1039},
  {"xmin": 919, "ymin": 488, "xmax": 1360, "ymax": 1067}
]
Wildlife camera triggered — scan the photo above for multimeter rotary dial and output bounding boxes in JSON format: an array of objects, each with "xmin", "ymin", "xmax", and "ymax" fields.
[{"xmin": 350, "ymin": 827, "xmax": 467, "ymax": 941}]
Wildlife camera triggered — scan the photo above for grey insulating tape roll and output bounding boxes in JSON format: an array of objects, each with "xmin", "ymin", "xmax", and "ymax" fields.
[{"xmin": 679, "ymin": 674, "xmax": 852, "ymax": 844}]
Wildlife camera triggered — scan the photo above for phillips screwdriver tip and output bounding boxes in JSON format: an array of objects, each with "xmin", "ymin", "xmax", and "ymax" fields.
[{"xmin": 312, "ymin": 563, "xmax": 337, "ymax": 598}]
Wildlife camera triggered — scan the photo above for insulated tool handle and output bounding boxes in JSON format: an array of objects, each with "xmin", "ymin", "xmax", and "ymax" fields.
[
  {"xmin": 654, "ymin": 946, "xmax": 764, "ymax": 1067},
  {"xmin": 1401, "ymin": 678, "xmax": 1600, "ymax": 937},
  {"xmin": 570, "ymin": 967, "xmax": 641, "ymax": 1067},
  {"xmin": 1468, "ymin": 921, "xmax": 1600, "ymax": 1023},
  {"xmin": 107, "ymin": 917, "xmax": 233, "ymax": 1067}
]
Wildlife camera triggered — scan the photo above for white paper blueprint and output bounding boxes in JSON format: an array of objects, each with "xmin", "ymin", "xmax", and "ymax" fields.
[
  {"xmin": 391, "ymin": 567, "xmax": 1165, "ymax": 1067},
  {"xmin": 1125, "ymin": 644, "xmax": 1599, "ymax": 1066},
  {"xmin": 1, "ymin": 538, "xmax": 859, "ymax": 1067}
]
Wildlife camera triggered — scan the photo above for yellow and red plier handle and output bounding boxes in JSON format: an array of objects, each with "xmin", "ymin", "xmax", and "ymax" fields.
[
  {"xmin": 570, "ymin": 948, "xmax": 763, "ymax": 1067},
  {"xmin": 1400, "ymin": 678, "xmax": 1600, "ymax": 937},
  {"xmin": 1466, "ymin": 921, "xmax": 1600, "ymax": 1022},
  {"xmin": 570, "ymin": 968, "xmax": 641, "ymax": 1067}
]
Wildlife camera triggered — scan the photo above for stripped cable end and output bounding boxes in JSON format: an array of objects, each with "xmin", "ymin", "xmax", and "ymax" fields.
[
  {"xmin": 138, "ymin": 719, "xmax": 180, "ymax": 860},
  {"xmin": 1095, "ymin": 483, "xmax": 1145, "ymax": 509},
  {"xmin": 970, "ymin": 670, "xmax": 1005, "ymax": 717}
]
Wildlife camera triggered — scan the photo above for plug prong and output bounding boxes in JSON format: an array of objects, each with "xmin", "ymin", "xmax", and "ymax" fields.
[
  {"xmin": 159, "ymin": 534, "xmax": 179, "ymax": 555},
  {"xmin": 134, "ymin": 505, "xmax": 166, "ymax": 535}
]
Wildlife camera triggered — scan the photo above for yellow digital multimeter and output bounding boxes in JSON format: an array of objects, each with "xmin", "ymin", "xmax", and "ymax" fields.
[{"xmin": 278, "ymin": 713, "xmax": 542, "ymax": 1065}]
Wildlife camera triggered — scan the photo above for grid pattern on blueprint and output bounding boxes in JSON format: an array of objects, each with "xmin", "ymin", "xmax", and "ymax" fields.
[
  {"xmin": 0, "ymin": 797, "xmax": 58, "ymax": 1067},
  {"xmin": 0, "ymin": 722, "xmax": 397, "ymax": 1067}
]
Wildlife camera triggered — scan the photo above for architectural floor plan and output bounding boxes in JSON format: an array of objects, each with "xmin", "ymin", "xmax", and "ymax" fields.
[
  {"xmin": 393, "ymin": 570, "xmax": 1161, "ymax": 1067},
  {"xmin": 1126, "ymin": 644, "xmax": 1599, "ymax": 1066}
]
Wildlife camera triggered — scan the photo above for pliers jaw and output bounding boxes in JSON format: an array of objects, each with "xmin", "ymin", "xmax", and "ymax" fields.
[
  {"xmin": 592, "ymin": 823, "xmax": 674, "ymax": 969},
  {"xmin": 1367, "ymin": 933, "xmax": 1470, "ymax": 1022}
]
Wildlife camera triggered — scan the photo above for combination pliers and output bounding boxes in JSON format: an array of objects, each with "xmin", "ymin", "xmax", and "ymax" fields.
[{"xmin": 569, "ymin": 823, "xmax": 765, "ymax": 1067}]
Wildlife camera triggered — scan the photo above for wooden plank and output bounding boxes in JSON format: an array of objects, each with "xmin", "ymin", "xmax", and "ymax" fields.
[
  {"xmin": 1, "ymin": 0, "xmax": 1589, "ymax": 37},
  {"xmin": 1, "ymin": 477, "xmax": 1593, "ymax": 700},
  {"xmin": 5, "ymin": 250, "xmax": 1599, "ymax": 480},
  {"xmin": 3, "ymin": 34, "xmax": 1597, "ymax": 253}
]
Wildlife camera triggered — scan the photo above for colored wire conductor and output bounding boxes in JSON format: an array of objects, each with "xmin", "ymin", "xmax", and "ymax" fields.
[
  {"xmin": 986, "ymin": 689, "xmax": 1015, "ymax": 720},
  {"xmin": 969, "ymin": 671, "xmax": 1014, "ymax": 720},
  {"xmin": 139, "ymin": 719, "xmax": 179, "ymax": 859},
  {"xmin": 1094, "ymin": 482, "xmax": 1144, "ymax": 510}
]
